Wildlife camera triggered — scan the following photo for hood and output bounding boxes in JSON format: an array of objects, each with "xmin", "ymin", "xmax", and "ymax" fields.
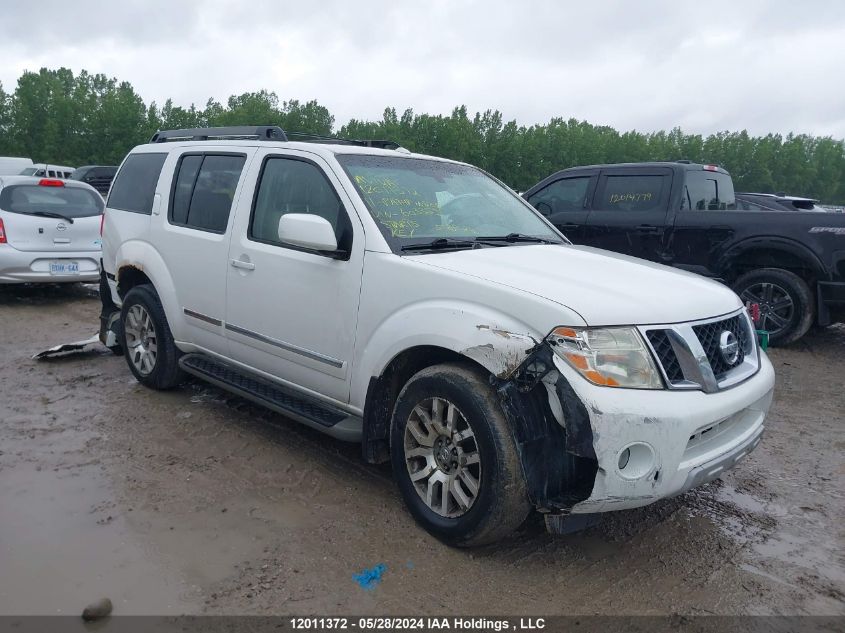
[{"xmin": 408, "ymin": 244, "xmax": 742, "ymax": 326}]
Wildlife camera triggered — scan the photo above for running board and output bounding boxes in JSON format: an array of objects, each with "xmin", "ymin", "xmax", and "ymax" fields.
[{"xmin": 178, "ymin": 353, "xmax": 362, "ymax": 441}]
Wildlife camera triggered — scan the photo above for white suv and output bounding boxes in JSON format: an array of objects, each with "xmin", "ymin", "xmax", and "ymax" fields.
[{"xmin": 100, "ymin": 126, "xmax": 775, "ymax": 546}]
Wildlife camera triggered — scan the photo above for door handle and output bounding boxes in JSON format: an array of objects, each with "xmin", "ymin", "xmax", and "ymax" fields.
[
  {"xmin": 230, "ymin": 258, "xmax": 255, "ymax": 271},
  {"xmin": 636, "ymin": 224, "xmax": 662, "ymax": 235},
  {"xmin": 559, "ymin": 223, "xmax": 579, "ymax": 229}
]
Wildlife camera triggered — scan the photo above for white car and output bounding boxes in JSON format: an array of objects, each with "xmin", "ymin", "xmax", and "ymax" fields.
[
  {"xmin": 99, "ymin": 126, "xmax": 775, "ymax": 546},
  {"xmin": 0, "ymin": 176, "xmax": 103, "ymax": 283}
]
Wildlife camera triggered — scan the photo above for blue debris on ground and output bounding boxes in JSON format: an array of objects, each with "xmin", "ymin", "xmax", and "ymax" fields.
[{"xmin": 353, "ymin": 564, "xmax": 387, "ymax": 590}]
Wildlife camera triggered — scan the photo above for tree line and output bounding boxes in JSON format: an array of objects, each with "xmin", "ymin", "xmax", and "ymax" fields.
[{"xmin": 1, "ymin": 67, "xmax": 844, "ymax": 202}]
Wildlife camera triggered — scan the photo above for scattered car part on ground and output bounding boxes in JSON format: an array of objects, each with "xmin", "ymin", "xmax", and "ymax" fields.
[
  {"xmin": 99, "ymin": 126, "xmax": 775, "ymax": 546},
  {"xmin": 523, "ymin": 161, "xmax": 845, "ymax": 345},
  {"xmin": 32, "ymin": 333, "xmax": 104, "ymax": 359},
  {"xmin": 0, "ymin": 176, "xmax": 104, "ymax": 284}
]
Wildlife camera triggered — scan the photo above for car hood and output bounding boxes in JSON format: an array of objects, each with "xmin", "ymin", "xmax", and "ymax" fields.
[{"xmin": 408, "ymin": 244, "xmax": 743, "ymax": 326}]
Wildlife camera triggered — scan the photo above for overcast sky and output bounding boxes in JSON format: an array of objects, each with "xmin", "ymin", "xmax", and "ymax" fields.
[{"xmin": 2, "ymin": 0, "xmax": 844, "ymax": 138}]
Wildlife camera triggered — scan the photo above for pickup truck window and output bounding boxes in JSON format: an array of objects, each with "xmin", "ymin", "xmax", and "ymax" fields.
[
  {"xmin": 250, "ymin": 156, "xmax": 352, "ymax": 251},
  {"xmin": 168, "ymin": 153, "xmax": 245, "ymax": 233},
  {"xmin": 595, "ymin": 175, "xmax": 666, "ymax": 212},
  {"xmin": 337, "ymin": 154, "xmax": 560, "ymax": 250},
  {"xmin": 682, "ymin": 171, "xmax": 736, "ymax": 211},
  {"xmin": 527, "ymin": 177, "xmax": 590, "ymax": 215}
]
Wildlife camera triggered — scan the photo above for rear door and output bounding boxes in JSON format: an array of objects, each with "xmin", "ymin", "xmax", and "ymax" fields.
[
  {"xmin": 524, "ymin": 171, "xmax": 596, "ymax": 242},
  {"xmin": 582, "ymin": 167, "xmax": 673, "ymax": 262},
  {"xmin": 149, "ymin": 148, "xmax": 256, "ymax": 356},
  {"xmin": 0, "ymin": 181, "xmax": 103, "ymax": 254}
]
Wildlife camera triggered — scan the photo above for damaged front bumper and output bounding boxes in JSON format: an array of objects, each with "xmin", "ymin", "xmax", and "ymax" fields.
[{"xmin": 547, "ymin": 351, "xmax": 775, "ymax": 515}]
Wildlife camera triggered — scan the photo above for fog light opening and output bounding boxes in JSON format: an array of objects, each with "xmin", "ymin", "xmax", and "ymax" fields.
[{"xmin": 617, "ymin": 442, "xmax": 655, "ymax": 479}]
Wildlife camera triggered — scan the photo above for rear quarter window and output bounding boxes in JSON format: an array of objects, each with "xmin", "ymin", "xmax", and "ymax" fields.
[
  {"xmin": 108, "ymin": 153, "xmax": 168, "ymax": 214},
  {"xmin": 683, "ymin": 171, "xmax": 736, "ymax": 211}
]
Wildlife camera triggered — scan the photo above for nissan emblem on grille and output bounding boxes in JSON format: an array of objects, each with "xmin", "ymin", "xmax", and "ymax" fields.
[{"xmin": 719, "ymin": 330, "xmax": 740, "ymax": 365}]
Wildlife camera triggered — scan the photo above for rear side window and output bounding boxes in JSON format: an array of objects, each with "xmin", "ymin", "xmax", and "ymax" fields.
[
  {"xmin": 250, "ymin": 157, "xmax": 352, "ymax": 251},
  {"xmin": 0, "ymin": 184, "xmax": 104, "ymax": 217},
  {"xmin": 108, "ymin": 153, "xmax": 167, "ymax": 214},
  {"xmin": 527, "ymin": 177, "xmax": 590, "ymax": 215},
  {"xmin": 168, "ymin": 153, "xmax": 245, "ymax": 233},
  {"xmin": 596, "ymin": 175, "xmax": 666, "ymax": 212},
  {"xmin": 683, "ymin": 171, "xmax": 736, "ymax": 211}
]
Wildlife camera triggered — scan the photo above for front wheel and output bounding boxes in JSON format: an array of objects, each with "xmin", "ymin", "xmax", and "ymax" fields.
[
  {"xmin": 390, "ymin": 363, "xmax": 530, "ymax": 547},
  {"xmin": 120, "ymin": 284, "xmax": 185, "ymax": 389},
  {"xmin": 733, "ymin": 268, "xmax": 815, "ymax": 346}
]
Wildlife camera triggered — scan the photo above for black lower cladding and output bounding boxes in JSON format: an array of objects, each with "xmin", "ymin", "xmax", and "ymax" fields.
[
  {"xmin": 693, "ymin": 315, "xmax": 749, "ymax": 379},
  {"xmin": 497, "ymin": 345, "xmax": 598, "ymax": 512},
  {"xmin": 180, "ymin": 355, "xmax": 345, "ymax": 427}
]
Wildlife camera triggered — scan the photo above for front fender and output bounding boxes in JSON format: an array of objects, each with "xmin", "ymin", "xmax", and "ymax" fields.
[
  {"xmin": 115, "ymin": 240, "xmax": 183, "ymax": 340},
  {"xmin": 351, "ymin": 299, "xmax": 582, "ymax": 409}
]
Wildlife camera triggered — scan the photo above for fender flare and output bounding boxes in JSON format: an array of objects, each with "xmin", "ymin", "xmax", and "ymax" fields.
[{"xmin": 719, "ymin": 236, "xmax": 826, "ymax": 279}]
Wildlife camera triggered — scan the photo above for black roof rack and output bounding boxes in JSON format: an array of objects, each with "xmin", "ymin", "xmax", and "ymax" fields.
[
  {"xmin": 285, "ymin": 131, "xmax": 400, "ymax": 150},
  {"xmin": 150, "ymin": 126, "xmax": 288, "ymax": 143}
]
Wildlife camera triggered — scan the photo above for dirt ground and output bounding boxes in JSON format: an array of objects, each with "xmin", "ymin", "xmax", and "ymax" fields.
[{"xmin": 0, "ymin": 283, "xmax": 842, "ymax": 617}]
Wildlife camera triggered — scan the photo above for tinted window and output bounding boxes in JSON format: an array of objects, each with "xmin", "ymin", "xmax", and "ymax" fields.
[
  {"xmin": 169, "ymin": 154, "xmax": 245, "ymax": 233},
  {"xmin": 108, "ymin": 153, "xmax": 167, "ymax": 214},
  {"xmin": 0, "ymin": 184, "xmax": 104, "ymax": 217},
  {"xmin": 251, "ymin": 157, "xmax": 352, "ymax": 251},
  {"xmin": 683, "ymin": 171, "xmax": 736, "ymax": 211},
  {"xmin": 527, "ymin": 177, "xmax": 590, "ymax": 215},
  {"xmin": 169, "ymin": 155, "xmax": 203, "ymax": 225},
  {"xmin": 597, "ymin": 175, "xmax": 666, "ymax": 212}
]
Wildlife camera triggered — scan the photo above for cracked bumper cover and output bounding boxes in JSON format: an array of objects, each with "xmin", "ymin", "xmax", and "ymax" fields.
[{"xmin": 548, "ymin": 349, "xmax": 775, "ymax": 514}]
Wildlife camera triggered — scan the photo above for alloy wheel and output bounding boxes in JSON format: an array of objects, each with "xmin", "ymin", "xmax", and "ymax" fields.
[
  {"xmin": 740, "ymin": 281, "xmax": 795, "ymax": 337},
  {"xmin": 404, "ymin": 397, "xmax": 482, "ymax": 518},
  {"xmin": 124, "ymin": 304, "xmax": 158, "ymax": 376}
]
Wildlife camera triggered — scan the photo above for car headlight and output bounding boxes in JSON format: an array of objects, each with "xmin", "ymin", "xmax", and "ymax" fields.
[{"xmin": 547, "ymin": 326, "xmax": 664, "ymax": 389}]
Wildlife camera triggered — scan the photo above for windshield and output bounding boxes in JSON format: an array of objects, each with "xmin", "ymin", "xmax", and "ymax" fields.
[
  {"xmin": 0, "ymin": 184, "xmax": 104, "ymax": 218},
  {"xmin": 336, "ymin": 154, "xmax": 564, "ymax": 251}
]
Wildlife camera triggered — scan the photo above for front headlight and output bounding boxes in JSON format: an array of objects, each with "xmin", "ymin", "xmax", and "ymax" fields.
[{"xmin": 547, "ymin": 326, "xmax": 664, "ymax": 389}]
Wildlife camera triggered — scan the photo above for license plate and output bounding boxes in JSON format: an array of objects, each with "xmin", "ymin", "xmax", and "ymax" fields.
[{"xmin": 49, "ymin": 261, "xmax": 80, "ymax": 275}]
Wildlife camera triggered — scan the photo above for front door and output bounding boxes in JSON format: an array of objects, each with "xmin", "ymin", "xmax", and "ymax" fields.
[
  {"xmin": 582, "ymin": 167, "xmax": 673, "ymax": 262},
  {"xmin": 225, "ymin": 150, "xmax": 364, "ymax": 404}
]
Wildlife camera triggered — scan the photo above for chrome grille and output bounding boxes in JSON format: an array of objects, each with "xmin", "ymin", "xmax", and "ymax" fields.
[
  {"xmin": 641, "ymin": 309, "xmax": 759, "ymax": 393},
  {"xmin": 692, "ymin": 315, "xmax": 751, "ymax": 380}
]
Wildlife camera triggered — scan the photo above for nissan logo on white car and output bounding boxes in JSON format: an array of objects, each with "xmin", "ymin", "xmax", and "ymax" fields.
[
  {"xmin": 719, "ymin": 330, "xmax": 740, "ymax": 365},
  {"xmin": 56, "ymin": 222, "xmax": 68, "ymax": 232}
]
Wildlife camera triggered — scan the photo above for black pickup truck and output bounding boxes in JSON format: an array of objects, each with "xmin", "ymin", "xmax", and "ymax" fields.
[{"xmin": 523, "ymin": 161, "xmax": 845, "ymax": 345}]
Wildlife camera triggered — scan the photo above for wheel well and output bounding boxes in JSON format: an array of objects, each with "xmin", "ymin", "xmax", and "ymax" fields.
[
  {"xmin": 726, "ymin": 248, "xmax": 818, "ymax": 286},
  {"xmin": 117, "ymin": 266, "xmax": 152, "ymax": 299},
  {"xmin": 361, "ymin": 345, "xmax": 489, "ymax": 464}
]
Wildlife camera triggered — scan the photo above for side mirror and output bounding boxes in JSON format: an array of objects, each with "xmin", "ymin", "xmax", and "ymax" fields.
[{"xmin": 278, "ymin": 213, "xmax": 338, "ymax": 252}]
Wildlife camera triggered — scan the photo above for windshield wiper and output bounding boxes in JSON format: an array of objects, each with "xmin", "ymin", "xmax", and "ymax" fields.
[
  {"xmin": 400, "ymin": 238, "xmax": 483, "ymax": 252},
  {"xmin": 474, "ymin": 233, "xmax": 559, "ymax": 244},
  {"xmin": 29, "ymin": 211, "xmax": 75, "ymax": 224}
]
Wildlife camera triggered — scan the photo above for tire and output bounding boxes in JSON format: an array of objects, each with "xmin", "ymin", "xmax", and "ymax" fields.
[
  {"xmin": 390, "ymin": 362, "xmax": 530, "ymax": 547},
  {"xmin": 732, "ymin": 268, "xmax": 815, "ymax": 346},
  {"xmin": 120, "ymin": 284, "xmax": 185, "ymax": 389}
]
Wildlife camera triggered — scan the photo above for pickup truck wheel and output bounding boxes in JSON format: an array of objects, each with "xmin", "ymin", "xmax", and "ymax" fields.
[
  {"xmin": 121, "ymin": 284, "xmax": 185, "ymax": 390},
  {"xmin": 390, "ymin": 363, "xmax": 530, "ymax": 547},
  {"xmin": 733, "ymin": 268, "xmax": 814, "ymax": 346}
]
